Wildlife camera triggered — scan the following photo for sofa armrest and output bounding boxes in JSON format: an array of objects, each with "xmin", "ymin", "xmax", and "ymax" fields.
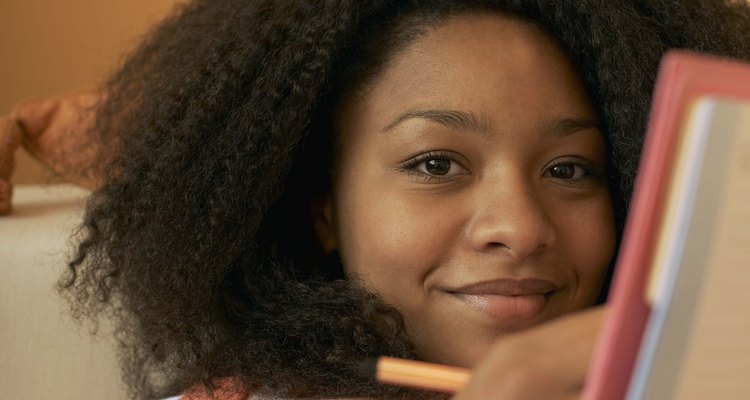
[{"xmin": 0, "ymin": 184, "xmax": 124, "ymax": 399}]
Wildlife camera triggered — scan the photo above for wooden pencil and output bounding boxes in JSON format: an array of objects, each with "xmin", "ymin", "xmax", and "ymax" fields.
[{"xmin": 361, "ymin": 356, "xmax": 471, "ymax": 393}]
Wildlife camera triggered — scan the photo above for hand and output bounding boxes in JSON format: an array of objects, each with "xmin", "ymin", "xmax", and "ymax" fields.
[{"xmin": 453, "ymin": 305, "xmax": 605, "ymax": 400}]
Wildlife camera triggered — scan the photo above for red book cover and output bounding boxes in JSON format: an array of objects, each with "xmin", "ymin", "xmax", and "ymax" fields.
[{"xmin": 583, "ymin": 50, "xmax": 750, "ymax": 400}]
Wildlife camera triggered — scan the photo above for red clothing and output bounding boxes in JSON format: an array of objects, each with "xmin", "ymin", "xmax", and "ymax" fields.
[{"xmin": 179, "ymin": 378, "xmax": 250, "ymax": 400}]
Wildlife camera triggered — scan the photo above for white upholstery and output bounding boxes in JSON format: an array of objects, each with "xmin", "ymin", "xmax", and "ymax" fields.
[{"xmin": 0, "ymin": 185, "xmax": 125, "ymax": 399}]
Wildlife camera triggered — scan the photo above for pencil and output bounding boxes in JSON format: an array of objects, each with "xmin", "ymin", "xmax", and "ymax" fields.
[{"xmin": 360, "ymin": 356, "xmax": 471, "ymax": 393}]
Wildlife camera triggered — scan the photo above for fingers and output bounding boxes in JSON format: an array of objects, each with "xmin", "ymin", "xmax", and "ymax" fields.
[
  {"xmin": 0, "ymin": 115, "xmax": 22, "ymax": 215},
  {"xmin": 453, "ymin": 306, "xmax": 606, "ymax": 400}
]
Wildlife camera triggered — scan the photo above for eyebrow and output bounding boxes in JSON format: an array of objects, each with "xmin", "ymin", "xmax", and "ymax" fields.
[
  {"xmin": 382, "ymin": 109, "xmax": 491, "ymax": 134},
  {"xmin": 539, "ymin": 117, "xmax": 601, "ymax": 137},
  {"xmin": 382, "ymin": 108, "xmax": 600, "ymax": 138}
]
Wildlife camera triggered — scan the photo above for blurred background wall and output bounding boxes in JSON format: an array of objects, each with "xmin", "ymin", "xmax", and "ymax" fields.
[{"xmin": 1, "ymin": 0, "xmax": 182, "ymax": 184}]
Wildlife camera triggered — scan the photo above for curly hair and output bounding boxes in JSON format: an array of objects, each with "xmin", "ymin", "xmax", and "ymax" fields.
[{"xmin": 59, "ymin": 0, "xmax": 750, "ymax": 399}]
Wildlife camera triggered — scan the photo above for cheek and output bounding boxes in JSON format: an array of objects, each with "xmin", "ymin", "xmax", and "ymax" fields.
[
  {"xmin": 333, "ymin": 180, "xmax": 455, "ymax": 295},
  {"xmin": 558, "ymin": 195, "xmax": 616, "ymax": 299}
]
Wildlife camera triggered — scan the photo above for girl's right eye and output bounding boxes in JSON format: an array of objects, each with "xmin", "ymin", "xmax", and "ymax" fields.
[{"xmin": 400, "ymin": 151, "xmax": 469, "ymax": 182}]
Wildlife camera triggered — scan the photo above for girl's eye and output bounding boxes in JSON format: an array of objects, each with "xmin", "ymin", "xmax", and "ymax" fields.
[
  {"xmin": 424, "ymin": 158, "xmax": 451, "ymax": 175},
  {"xmin": 548, "ymin": 163, "xmax": 582, "ymax": 179},
  {"xmin": 401, "ymin": 151, "xmax": 469, "ymax": 181},
  {"xmin": 544, "ymin": 159, "xmax": 601, "ymax": 183}
]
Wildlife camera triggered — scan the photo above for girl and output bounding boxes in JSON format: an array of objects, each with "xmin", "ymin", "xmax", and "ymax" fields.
[{"xmin": 2, "ymin": 1, "xmax": 750, "ymax": 399}]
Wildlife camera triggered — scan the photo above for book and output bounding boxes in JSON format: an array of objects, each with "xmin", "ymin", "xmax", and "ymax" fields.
[
  {"xmin": 583, "ymin": 51, "xmax": 750, "ymax": 400},
  {"xmin": 627, "ymin": 97, "xmax": 750, "ymax": 399}
]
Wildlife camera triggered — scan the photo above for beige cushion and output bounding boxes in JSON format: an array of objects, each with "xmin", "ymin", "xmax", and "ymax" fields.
[{"xmin": 0, "ymin": 184, "xmax": 125, "ymax": 399}]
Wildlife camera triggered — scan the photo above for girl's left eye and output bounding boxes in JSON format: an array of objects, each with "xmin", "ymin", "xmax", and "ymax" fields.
[
  {"xmin": 544, "ymin": 159, "xmax": 601, "ymax": 182},
  {"xmin": 423, "ymin": 158, "xmax": 453, "ymax": 175}
]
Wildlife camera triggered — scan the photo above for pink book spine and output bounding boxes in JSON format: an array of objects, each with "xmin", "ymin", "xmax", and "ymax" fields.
[{"xmin": 583, "ymin": 52, "xmax": 693, "ymax": 400}]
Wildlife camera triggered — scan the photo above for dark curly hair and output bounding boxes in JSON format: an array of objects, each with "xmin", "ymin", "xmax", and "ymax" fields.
[{"xmin": 59, "ymin": 0, "xmax": 750, "ymax": 399}]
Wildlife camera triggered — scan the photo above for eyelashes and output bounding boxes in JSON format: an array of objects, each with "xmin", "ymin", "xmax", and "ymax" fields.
[
  {"xmin": 399, "ymin": 151, "xmax": 605, "ymax": 185},
  {"xmin": 399, "ymin": 151, "xmax": 469, "ymax": 183},
  {"xmin": 544, "ymin": 159, "xmax": 604, "ymax": 183}
]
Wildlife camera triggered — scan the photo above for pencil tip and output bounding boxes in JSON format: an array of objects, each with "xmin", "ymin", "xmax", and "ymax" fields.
[{"xmin": 357, "ymin": 357, "xmax": 378, "ymax": 378}]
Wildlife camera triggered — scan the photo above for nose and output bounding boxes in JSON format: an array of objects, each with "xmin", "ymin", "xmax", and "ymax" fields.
[{"xmin": 465, "ymin": 175, "xmax": 556, "ymax": 260}]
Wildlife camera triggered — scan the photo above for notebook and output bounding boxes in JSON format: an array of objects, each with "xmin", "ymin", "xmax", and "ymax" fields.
[
  {"xmin": 583, "ymin": 51, "xmax": 750, "ymax": 400},
  {"xmin": 627, "ymin": 97, "xmax": 750, "ymax": 399}
]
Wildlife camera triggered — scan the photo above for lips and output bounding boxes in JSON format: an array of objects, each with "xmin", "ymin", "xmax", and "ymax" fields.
[
  {"xmin": 449, "ymin": 278, "xmax": 559, "ymax": 296},
  {"xmin": 445, "ymin": 278, "xmax": 560, "ymax": 321}
]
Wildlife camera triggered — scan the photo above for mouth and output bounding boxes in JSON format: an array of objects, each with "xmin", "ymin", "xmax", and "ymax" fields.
[{"xmin": 444, "ymin": 278, "xmax": 559, "ymax": 321}]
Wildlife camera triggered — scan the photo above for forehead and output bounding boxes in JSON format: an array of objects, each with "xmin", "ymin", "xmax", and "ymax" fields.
[{"xmin": 338, "ymin": 12, "xmax": 596, "ymax": 136}]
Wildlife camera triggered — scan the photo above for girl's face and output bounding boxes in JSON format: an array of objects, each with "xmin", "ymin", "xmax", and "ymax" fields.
[{"xmin": 317, "ymin": 13, "xmax": 615, "ymax": 367}]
